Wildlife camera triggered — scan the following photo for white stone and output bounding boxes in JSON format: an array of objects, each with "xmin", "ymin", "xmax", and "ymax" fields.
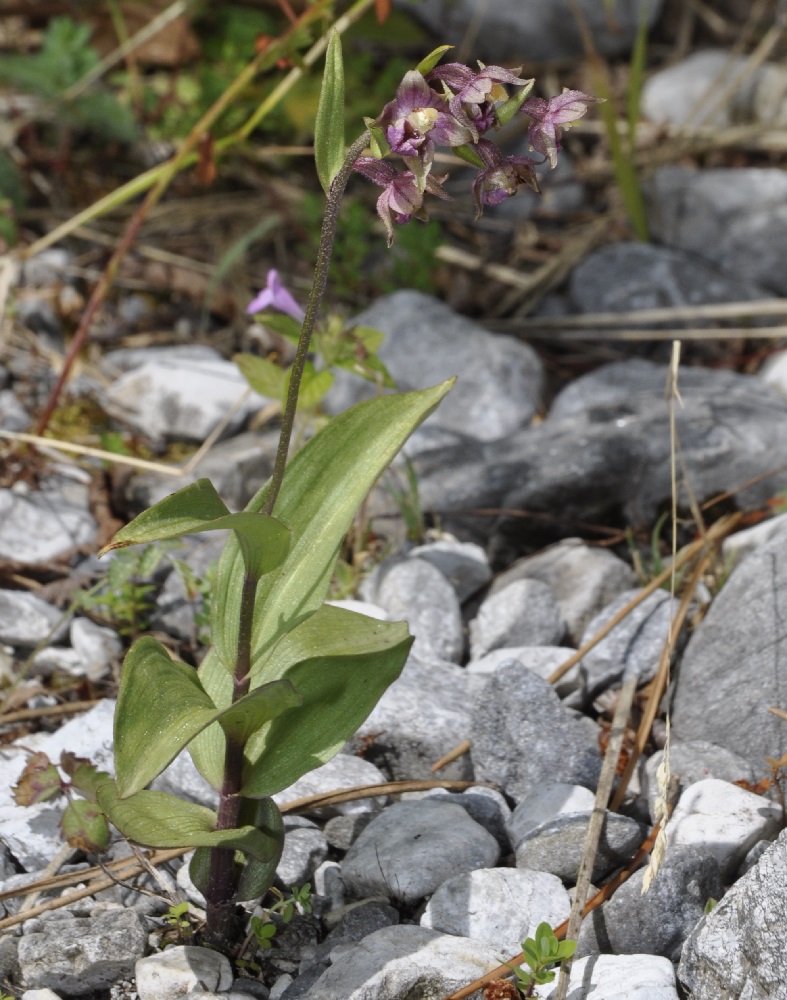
[
  {"xmin": 507, "ymin": 782, "xmax": 596, "ymax": 844},
  {"xmin": 0, "ymin": 589, "xmax": 66, "ymax": 647},
  {"xmin": 272, "ymin": 752, "xmax": 388, "ymax": 815},
  {"xmin": 666, "ymin": 778, "xmax": 781, "ymax": 879},
  {"xmin": 0, "ymin": 489, "xmax": 96, "ymax": 563},
  {"xmin": 69, "ymin": 618, "xmax": 122, "ymax": 681},
  {"xmin": 537, "ymin": 953, "xmax": 678, "ymax": 999},
  {"xmin": 301, "ymin": 925, "xmax": 504, "ymax": 999},
  {"xmin": 326, "ymin": 599, "xmax": 388, "ymax": 621},
  {"xmin": 135, "ymin": 946, "xmax": 232, "ymax": 1000},
  {"xmin": 466, "ymin": 645, "xmax": 580, "ymax": 695},
  {"xmin": 103, "ymin": 358, "xmax": 265, "ymax": 443},
  {"xmin": 761, "ymin": 352, "xmax": 787, "ymax": 402},
  {"xmin": 409, "ymin": 540, "xmax": 491, "ymax": 602},
  {"xmin": 722, "ymin": 511, "xmax": 787, "ymax": 565},
  {"xmin": 21, "ymin": 991, "xmax": 64, "ymax": 1000},
  {"xmin": 421, "ymin": 867, "xmax": 570, "ymax": 953}
]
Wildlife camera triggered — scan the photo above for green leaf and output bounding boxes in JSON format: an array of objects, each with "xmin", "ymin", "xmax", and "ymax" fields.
[
  {"xmin": 554, "ymin": 939, "xmax": 577, "ymax": 960},
  {"xmin": 100, "ymin": 479, "xmax": 291, "ymax": 582},
  {"xmin": 235, "ymin": 353, "xmax": 288, "ymax": 401},
  {"xmin": 191, "ymin": 606, "xmax": 411, "ymax": 795},
  {"xmin": 290, "ymin": 364, "xmax": 333, "ymax": 409},
  {"xmin": 415, "ymin": 45, "xmax": 453, "ymax": 75},
  {"xmin": 248, "ymin": 312, "xmax": 302, "ymax": 345},
  {"xmin": 97, "ymin": 784, "xmax": 280, "ymax": 862},
  {"xmin": 114, "ymin": 637, "xmax": 300, "ymax": 797},
  {"xmin": 210, "ymin": 381, "xmax": 453, "ymax": 678},
  {"xmin": 61, "ymin": 799, "xmax": 110, "ymax": 853},
  {"xmin": 314, "ymin": 29, "xmax": 345, "ymax": 195}
]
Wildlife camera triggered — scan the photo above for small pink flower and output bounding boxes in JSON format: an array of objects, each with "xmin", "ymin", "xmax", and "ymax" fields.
[
  {"xmin": 521, "ymin": 89, "xmax": 602, "ymax": 167},
  {"xmin": 354, "ymin": 157, "xmax": 450, "ymax": 246},
  {"xmin": 246, "ymin": 269, "xmax": 305, "ymax": 321},
  {"xmin": 429, "ymin": 62, "xmax": 530, "ymax": 138},
  {"xmin": 471, "ymin": 139, "xmax": 539, "ymax": 217}
]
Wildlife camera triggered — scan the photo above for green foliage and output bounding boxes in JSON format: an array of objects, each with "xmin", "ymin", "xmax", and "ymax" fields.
[
  {"xmin": 249, "ymin": 883, "xmax": 313, "ymax": 951},
  {"xmin": 315, "ymin": 31, "xmax": 346, "ymax": 194},
  {"xmin": 386, "ymin": 457, "xmax": 425, "ymax": 543},
  {"xmin": 507, "ymin": 922, "xmax": 577, "ymax": 996},
  {"xmin": 12, "ymin": 751, "xmax": 111, "ymax": 853},
  {"xmin": 0, "ymin": 17, "xmax": 137, "ymax": 143},
  {"xmin": 79, "ymin": 543, "xmax": 177, "ymax": 639},
  {"xmin": 300, "ymin": 193, "xmax": 441, "ymax": 297},
  {"xmin": 99, "ymin": 381, "xmax": 451, "ymax": 918}
]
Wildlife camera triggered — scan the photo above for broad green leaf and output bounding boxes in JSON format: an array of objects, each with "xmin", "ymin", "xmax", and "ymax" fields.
[
  {"xmin": 100, "ymin": 479, "xmax": 291, "ymax": 582},
  {"xmin": 97, "ymin": 784, "xmax": 280, "ymax": 862},
  {"xmin": 61, "ymin": 799, "xmax": 110, "ymax": 853},
  {"xmin": 248, "ymin": 312, "xmax": 302, "ymax": 345},
  {"xmin": 114, "ymin": 637, "xmax": 300, "ymax": 798},
  {"xmin": 415, "ymin": 44, "xmax": 453, "ymax": 75},
  {"xmin": 234, "ymin": 353, "xmax": 288, "ymax": 401},
  {"xmin": 190, "ymin": 605, "xmax": 411, "ymax": 795},
  {"xmin": 210, "ymin": 381, "xmax": 453, "ymax": 678},
  {"xmin": 314, "ymin": 30, "xmax": 345, "ymax": 195},
  {"xmin": 290, "ymin": 364, "xmax": 333, "ymax": 409},
  {"xmin": 59, "ymin": 752, "xmax": 112, "ymax": 802},
  {"xmin": 555, "ymin": 940, "xmax": 577, "ymax": 960}
]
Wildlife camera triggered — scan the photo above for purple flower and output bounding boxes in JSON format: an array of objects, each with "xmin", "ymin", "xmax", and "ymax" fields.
[
  {"xmin": 377, "ymin": 70, "xmax": 473, "ymax": 165},
  {"xmin": 429, "ymin": 61, "xmax": 531, "ymax": 138},
  {"xmin": 354, "ymin": 157, "xmax": 450, "ymax": 246},
  {"xmin": 471, "ymin": 139, "xmax": 539, "ymax": 217},
  {"xmin": 521, "ymin": 89, "xmax": 601, "ymax": 168},
  {"xmin": 246, "ymin": 269, "xmax": 305, "ymax": 321}
]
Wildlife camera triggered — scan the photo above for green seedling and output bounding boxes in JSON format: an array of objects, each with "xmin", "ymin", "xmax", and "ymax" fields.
[
  {"xmin": 12, "ymin": 750, "xmax": 111, "ymax": 853},
  {"xmin": 506, "ymin": 922, "xmax": 577, "ymax": 997}
]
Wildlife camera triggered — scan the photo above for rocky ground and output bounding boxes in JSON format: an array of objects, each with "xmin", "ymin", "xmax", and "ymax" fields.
[{"xmin": 3, "ymin": 1, "xmax": 787, "ymax": 999}]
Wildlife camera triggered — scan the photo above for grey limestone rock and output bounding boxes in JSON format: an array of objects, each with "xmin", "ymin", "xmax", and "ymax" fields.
[
  {"xmin": 299, "ymin": 925, "xmax": 504, "ymax": 1000},
  {"xmin": 408, "ymin": 539, "xmax": 491, "ymax": 602},
  {"xmin": 278, "ymin": 817, "xmax": 329, "ymax": 889},
  {"xmin": 399, "ymin": 0, "xmax": 662, "ymax": 64},
  {"xmin": 135, "ymin": 946, "xmax": 233, "ymax": 1000},
  {"xmin": 17, "ymin": 910, "xmax": 146, "ymax": 996},
  {"xmin": 646, "ymin": 166, "xmax": 787, "ymax": 294},
  {"xmin": 666, "ymin": 779, "xmax": 780, "ymax": 881},
  {"xmin": 568, "ymin": 242, "xmax": 770, "ymax": 320},
  {"xmin": 412, "ymin": 361, "xmax": 787, "ymax": 554},
  {"xmin": 421, "ymin": 867, "xmax": 570, "ymax": 953},
  {"xmin": 514, "ymin": 811, "xmax": 645, "ymax": 884},
  {"xmin": 641, "ymin": 741, "xmax": 755, "ymax": 824},
  {"xmin": 0, "ymin": 488, "xmax": 96, "ymax": 563},
  {"xmin": 465, "ymin": 646, "xmax": 580, "ymax": 697},
  {"xmin": 569, "ymin": 588, "xmax": 680, "ymax": 707},
  {"xmin": 469, "ymin": 578, "xmax": 564, "ymax": 658},
  {"xmin": 352, "ymin": 653, "xmax": 474, "ymax": 780},
  {"xmin": 641, "ymin": 50, "xmax": 787, "ymax": 129},
  {"xmin": 0, "ymin": 590, "xmax": 66, "ymax": 647},
  {"xmin": 671, "ymin": 531, "xmax": 787, "ymax": 773},
  {"xmin": 492, "ymin": 538, "xmax": 636, "ymax": 642},
  {"xmin": 678, "ymin": 829, "xmax": 787, "ymax": 1000},
  {"xmin": 577, "ymin": 846, "xmax": 723, "ymax": 963},
  {"xmin": 103, "ymin": 355, "xmax": 263, "ymax": 445},
  {"xmin": 547, "ymin": 954, "xmax": 679, "ymax": 999},
  {"xmin": 424, "ymin": 786, "xmax": 512, "ymax": 852},
  {"xmin": 472, "ymin": 664, "xmax": 602, "ymax": 800},
  {"xmin": 507, "ymin": 782, "xmax": 596, "ymax": 846},
  {"xmin": 324, "ymin": 291, "xmax": 543, "ymax": 445},
  {"xmin": 341, "ymin": 799, "xmax": 499, "ymax": 905},
  {"xmin": 373, "ymin": 557, "xmax": 463, "ymax": 662}
]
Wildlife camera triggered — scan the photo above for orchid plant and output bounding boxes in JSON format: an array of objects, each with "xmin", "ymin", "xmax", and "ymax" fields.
[{"xmin": 94, "ymin": 35, "xmax": 597, "ymax": 952}]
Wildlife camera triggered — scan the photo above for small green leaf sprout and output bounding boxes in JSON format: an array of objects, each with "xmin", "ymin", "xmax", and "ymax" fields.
[{"xmin": 506, "ymin": 922, "xmax": 577, "ymax": 997}]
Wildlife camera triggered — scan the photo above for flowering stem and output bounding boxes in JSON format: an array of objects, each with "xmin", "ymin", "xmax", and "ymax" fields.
[
  {"xmin": 203, "ymin": 132, "xmax": 369, "ymax": 949},
  {"xmin": 262, "ymin": 129, "xmax": 369, "ymax": 518}
]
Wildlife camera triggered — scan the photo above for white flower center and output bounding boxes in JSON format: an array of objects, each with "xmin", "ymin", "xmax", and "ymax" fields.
[{"xmin": 406, "ymin": 107, "xmax": 439, "ymax": 133}]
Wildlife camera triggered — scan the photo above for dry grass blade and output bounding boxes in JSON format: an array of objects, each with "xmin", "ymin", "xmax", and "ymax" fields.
[
  {"xmin": 768, "ymin": 706, "xmax": 787, "ymax": 723},
  {"xmin": 432, "ymin": 740, "xmax": 472, "ymax": 772},
  {"xmin": 512, "ymin": 299, "xmax": 787, "ymax": 328},
  {"xmin": 610, "ymin": 514, "xmax": 742, "ymax": 810},
  {"xmin": 0, "ymin": 699, "xmax": 103, "ymax": 724},
  {"xmin": 553, "ymin": 675, "xmax": 638, "ymax": 1000},
  {"xmin": 514, "ymin": 326, "xmax": 787, "ymax": 342}
]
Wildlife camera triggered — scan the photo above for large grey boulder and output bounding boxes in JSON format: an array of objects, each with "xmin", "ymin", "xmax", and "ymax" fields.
[
  {"xmin": 646, "ymin": 166, "xmax": 787, "ymax": 294},
  {"xmin": 410, "ymin": 361, "xmax": 787, "ymax": 553},
  {"xmin": 679, "ymin": 829, "xmax": 787, "ymax": 1000},
  {"xmin": 398, "ymin": 0, "xmax": 663, "ymax": 64},
  {"xmin": 671, "ymin": 532, "xmax": 787, "ymax": 773},
  {"xmin": 324, "ymin": 291, "xmax": 543, "ymax": 445}
]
